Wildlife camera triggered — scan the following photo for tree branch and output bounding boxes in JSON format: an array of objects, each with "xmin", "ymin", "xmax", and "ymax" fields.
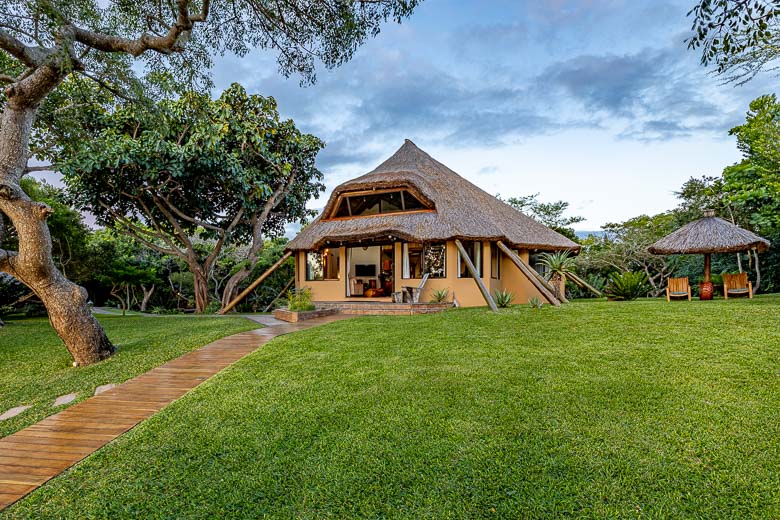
[
  {"xmin": 0, "ymin": 28, "xmax": 49, "ymax": 67},
  {"xmin": 69, "ymin": 0, "xmax": 206, "ymax": 57},
  {"xmin": 24, "ymin": 164, "xmax": 54, "ymax": 173}
]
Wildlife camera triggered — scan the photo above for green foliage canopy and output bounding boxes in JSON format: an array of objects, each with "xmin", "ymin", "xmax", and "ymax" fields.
[
  {"xmin": 63, "ymin": 83, "xmax": 324, "ymax": 248},
  {"xmin": 725, "ymin": 94, "xmax": 780, "ymax": 230}
]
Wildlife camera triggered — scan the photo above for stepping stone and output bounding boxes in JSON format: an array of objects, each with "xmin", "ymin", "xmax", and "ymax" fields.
[
  {"xmin": 52, "ymin": 393, "xmax": 77, "ymax": 407},
  {"xmin": 0, "ymin": 405, "xmax": 32, "ymax": 421},
  {"xmin": 94, "ymin": 384, "xmax": 116, "ymax": 395}
]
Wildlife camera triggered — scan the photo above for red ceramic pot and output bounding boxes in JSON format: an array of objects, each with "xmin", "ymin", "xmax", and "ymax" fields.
[{"xmin": 699, "ymin": 281, "xmax": 714, "ymax": 301}]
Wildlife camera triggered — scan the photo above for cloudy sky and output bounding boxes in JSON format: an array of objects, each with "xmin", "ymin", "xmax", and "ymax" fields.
[{"xmin": 205, "ymin": 0, "xmax": 775, "ymax": 231}]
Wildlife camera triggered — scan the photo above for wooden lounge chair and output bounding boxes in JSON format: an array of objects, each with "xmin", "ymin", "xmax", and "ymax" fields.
[
  {"xmin": 723, "ymin": 272, "xmax": 753, "ymax": 299},
  {"xmin": 402, "ymin": 272, "xmax": 430, "ymax": 303},
  {"xmin": 666, "ymin": 277, "xmax": 691, "ymax": 302}
]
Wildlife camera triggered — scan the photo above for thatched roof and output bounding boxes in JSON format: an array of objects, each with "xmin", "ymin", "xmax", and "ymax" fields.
[
  {"xmin": 287, "ymin": 140, "xmax": 580, "ymax": 252},
  {"xmin": 648, "ymin": 211, "xmax": 770, "ymax": 255}
]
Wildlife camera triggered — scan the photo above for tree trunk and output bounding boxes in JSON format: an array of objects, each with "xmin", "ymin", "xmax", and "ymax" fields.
[
  {"xmin": 753, "ymin": 250, "xmax": 761, "ymax": 293},
  {"xmin": 192, "ymin": 266, "xmax": 210, "ymax": 313},
  {"xmin": 140, "ymin": 284, "xmax": 155, "ymax": 312},
  {"xmin": 220, "ymin": 261, "xmax": 256, "ymax": 311},
  {"xmin": 550, "ymin": 273, "xmax": 564, "ymax": 301},
  {"xmin": 110, "ymin": 284, "xmax": 127, "ymax": 316},
  {"xmin": 0, "ymin": 91, "xmax": 114, "ymax": 365}
]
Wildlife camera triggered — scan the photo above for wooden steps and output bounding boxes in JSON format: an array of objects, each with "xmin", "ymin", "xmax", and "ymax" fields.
[{"xmin": 315, "ymin": 301, "xmax": 452, "ymax": 316}]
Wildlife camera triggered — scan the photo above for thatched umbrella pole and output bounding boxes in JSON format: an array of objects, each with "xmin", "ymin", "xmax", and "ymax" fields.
[{"xmin": 703, "ymin": 253, "xmax": 711, "ymax": 283}]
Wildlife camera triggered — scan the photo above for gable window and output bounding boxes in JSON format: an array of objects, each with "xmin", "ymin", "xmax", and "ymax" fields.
[
  {"xmin": 458, "ymin": 240, "xmax": 483, "ymax": 278},
  {"xmin": 490, "ymin": 243, "xmax": 501, "ymax": 279},
  {"xmin": 332, "ymin": 189, "xmax": 430, "ymax": 218},
  {"xmin": 306, "ymin": 249, "xmax": 340, "ymax": 281},
  {"xmin": 402, "ymin": 242, "xmax": 446, "ymax": 279}
]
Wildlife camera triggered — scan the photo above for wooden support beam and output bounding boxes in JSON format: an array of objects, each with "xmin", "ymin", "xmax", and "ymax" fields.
[
  {"xmin": 565, "ymin": 272, "xmax": 602, "ymax": 297},
  {"xmin": 454, "ymin": 239, "xmax": 498, "ymax": 312},
  {"xmin": 263, "ymin": 277, "xmax": 295, "ymax": 313},
  {"xmin": 496, "ymin": 241, "xmax": 561, "ymax": 307},
  {"xmin": 218, "ymin": 251, "xmax": 293, "ymax": 315}
]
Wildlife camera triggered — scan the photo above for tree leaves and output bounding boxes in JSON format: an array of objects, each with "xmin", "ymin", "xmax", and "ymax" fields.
[{"xmin": 687, "ymin": 0, "xmax": 780, "ymax": 84}]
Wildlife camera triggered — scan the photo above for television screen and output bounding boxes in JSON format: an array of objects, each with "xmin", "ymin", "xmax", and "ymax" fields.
[{"xmin": 355, "ymin": 264, "xmax": 376, "ymax": 277}]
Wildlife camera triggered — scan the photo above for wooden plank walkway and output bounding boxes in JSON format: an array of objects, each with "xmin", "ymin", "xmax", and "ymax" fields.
[{"xmin": 0, "ymin": 315, "xmax": 349, "ymax": 510}]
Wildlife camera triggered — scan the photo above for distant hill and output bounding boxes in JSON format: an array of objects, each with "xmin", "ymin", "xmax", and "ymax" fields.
[{"xmin": 575, "ymin": 230, "xmax": 606, "ymax": 240}]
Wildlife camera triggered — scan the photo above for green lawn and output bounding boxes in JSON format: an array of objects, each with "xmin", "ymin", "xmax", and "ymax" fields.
[
  {"xmin": 0, "ymin": 315, "xmax": 259, "ymax": 438},
  {"xmin": 5, "ymin": 297, "xmax": 780, "ymax": 518}
]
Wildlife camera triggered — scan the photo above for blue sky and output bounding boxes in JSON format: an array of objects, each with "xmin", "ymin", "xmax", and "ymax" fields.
[{"xmin": 206, "ymin": 0, "xmax": 773, "ymax": 231}]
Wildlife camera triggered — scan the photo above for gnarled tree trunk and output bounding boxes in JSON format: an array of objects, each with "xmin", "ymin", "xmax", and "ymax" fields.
[
  {"xmin": 140, "ymin": 284, "xmax": 155, "ymax": 312},
  {"xmin": 220, "ymin": 259, "xmax": 258, "ymax": 311},
  {"xmin": 192, "ymin": 266, "xmax": 210, "ymax": 313},
  {"xmin": 0, "ymin": 74, "xmax": 114, "ymax": 365}
]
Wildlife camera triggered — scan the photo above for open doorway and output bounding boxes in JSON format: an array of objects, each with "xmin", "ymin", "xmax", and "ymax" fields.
[{"xmin": 346, "ymin": 245, "xmax": 394, "ymax": 297}]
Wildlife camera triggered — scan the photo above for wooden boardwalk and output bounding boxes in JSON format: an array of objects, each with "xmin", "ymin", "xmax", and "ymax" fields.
[{"xmin": 0, "ymin": 315, "xmax": 348, "ymax": 510}]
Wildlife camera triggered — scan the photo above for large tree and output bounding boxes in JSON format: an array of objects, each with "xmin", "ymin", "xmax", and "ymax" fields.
[
  {"xmin": 64, "ymin": 84, "xmax": 324, "ymax": 313},
  {"xmin": 0, "ymin": 0, "xmax": 419, "ymax": 365}
]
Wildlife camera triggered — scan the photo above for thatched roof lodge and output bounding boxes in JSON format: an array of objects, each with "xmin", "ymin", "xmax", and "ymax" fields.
[{"xmin": 286, "ymin": 140, "xmax": 579, "ymax": 309}]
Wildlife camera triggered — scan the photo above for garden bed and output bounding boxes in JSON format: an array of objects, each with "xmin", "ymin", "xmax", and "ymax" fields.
[{"xmin": 272, "ymin": 307, "xmax": 339, "ymax": 323}]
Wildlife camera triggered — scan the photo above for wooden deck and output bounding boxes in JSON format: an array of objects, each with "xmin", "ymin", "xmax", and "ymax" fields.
[{"xmin": 0, "ymin": 315, "xmax": 349, "ymax": 510}]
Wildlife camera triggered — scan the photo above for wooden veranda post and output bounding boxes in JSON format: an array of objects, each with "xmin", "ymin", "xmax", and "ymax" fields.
[
  {"xmin": 496, "ymin": 242, "xmax": 562, "ymax": 307},
  {"xmin": 454, "ymin": 240, "xmax": 498, "ymax": 312},
  {"xmin": 218, "ymin": 251, "xmax": 293, "ymax": 315}
]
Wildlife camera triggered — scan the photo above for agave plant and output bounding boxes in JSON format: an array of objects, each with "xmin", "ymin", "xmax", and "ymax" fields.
[
  {"xmin": 429, "ymin": 288, "xmax": 449, "ymax": 303},
  {"xmin": 538, "ymin": 251, "xmax": 577, "ymax": 300},
  {"xmin": 604, "ymin": 271, "xmax": 649, "ymax": 301},
  {"xmin": 493, "ymin": 289, "xmax": 514, "ymax": 308},
  {"xmin": 528, "ymin": 296, "xmax": 543, "ymax": 309}
]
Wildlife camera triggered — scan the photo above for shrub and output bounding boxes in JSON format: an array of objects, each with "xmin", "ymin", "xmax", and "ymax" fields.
[
  {"xmin": 493, "ymin": 289, "xmax": 514, "ymax": 308},
  {"xmin": 568, "ymin": 274, "xmax": 607, "ymax": 299},
  {"xmin": 150, "ymin": 306, "xmax": 182, "ymax": 315},
  {"xmin": 205, "ymin": 301, "xmax": 222, "ymax": 314},
  {"xmin": 430, "ymin": 288, "xmax": 449, "ymax": 303},
  {"xmin": 528, "ymin": 296, "xmax": 544, "ymax": 309},
  {"xmin": 286, "ymin": 288, "xmax": 315, "ymax": 312},
  {"xmin": 604, "ymin": 271, "xmax": 649, "ymax": 301}
]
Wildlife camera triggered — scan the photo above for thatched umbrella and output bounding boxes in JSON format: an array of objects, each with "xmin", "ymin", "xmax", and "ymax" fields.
[{"xmin": 648, "ymin": 210, "xmax": 770, "ymax": 297}]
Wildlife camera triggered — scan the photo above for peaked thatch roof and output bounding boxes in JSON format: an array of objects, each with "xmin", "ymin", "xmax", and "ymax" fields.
[
  {"xmin": 287, "ymin": 140, "xmax": 580, "ymax": 252},
  {"xmin": 648, "ymin": 213, "xmax": 770, "ymax": 255}
]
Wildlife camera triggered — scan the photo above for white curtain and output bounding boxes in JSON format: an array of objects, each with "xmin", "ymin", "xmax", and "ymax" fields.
[
  {"xmin": 345, "ymin": 247, "xmax": 352, "ymax": 296},
  {"xmin": 402, "ymin": 243, "xmax": 410, "ymax": 279}
]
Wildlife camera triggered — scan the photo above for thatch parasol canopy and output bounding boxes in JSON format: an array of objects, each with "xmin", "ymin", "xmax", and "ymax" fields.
[{"xmin": 648, "ymin": 211, "xmax": 770, "ymax": 255}]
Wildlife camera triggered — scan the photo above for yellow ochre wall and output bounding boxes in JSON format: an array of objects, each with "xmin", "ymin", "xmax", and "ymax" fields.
[{"xmin": 296, "ymin": 241, "xmax": 549, "ymax": 307}]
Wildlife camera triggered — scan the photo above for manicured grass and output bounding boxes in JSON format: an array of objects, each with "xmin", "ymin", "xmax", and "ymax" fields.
[
  {"xmin": 5, "ymin": 297, "xmax": 780, "ymax": 518},
  {"xmin": 0, "ymin": 316, "xmax": 259, "ymax": 438}
]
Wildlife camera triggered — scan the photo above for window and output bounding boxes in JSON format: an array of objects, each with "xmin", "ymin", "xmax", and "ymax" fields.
[
  {"xmin": 306, "ymin": 249, "xmax": 340, "ymax": 281},
  {"xmin": 332, "ymin": 190, "xmax": 430, "ymax": 218},
  {"xmin": 490, "ymin": 243, "xmax": 501, "ymax": 279},
  {"xmin": 458, "ymin": 241, "xmax": 483, "ymax": 278},
  {"xmin": 529, "ymin": 253, "xmax": 547, "ymax": 277},
  {"xmin": 402, "ymin": 242, "xmax": 446, "ymax": 279}
]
